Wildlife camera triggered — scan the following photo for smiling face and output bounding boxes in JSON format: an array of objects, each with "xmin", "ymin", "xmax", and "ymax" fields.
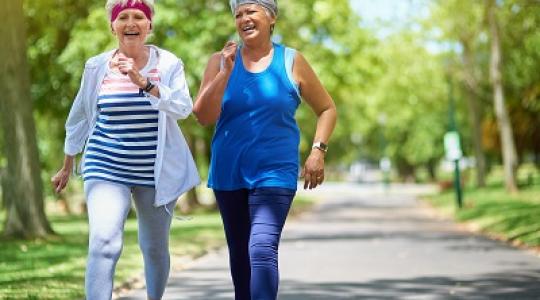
[
  {"xmin": 111, "ymin": 8, "xmax": 151, "ymax": 48},
  {"xmin": 234, "ymin": 4, "xmax": 276, "ymax": 43}
]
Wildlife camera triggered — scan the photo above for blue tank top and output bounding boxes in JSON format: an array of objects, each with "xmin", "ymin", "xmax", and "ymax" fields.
[{"xmin": 208, "ymin": 43, "xmax": 301, "ymax": 191}]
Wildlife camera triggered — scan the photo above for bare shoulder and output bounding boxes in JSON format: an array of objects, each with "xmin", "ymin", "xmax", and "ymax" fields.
[
  {"xmin": 292, "ymin": 51, "xmax": 318, "ymax": 86},
  {"xmin": 201, "ymin": 52, "xmax": 223, "ymax": 78},
  {"xmin": 208, "ymin": 52, "xmax": 222, "ymax": 68},
  {"xmin": 293, "ymin": 50, "xmax": 310, "ymax": 69}
]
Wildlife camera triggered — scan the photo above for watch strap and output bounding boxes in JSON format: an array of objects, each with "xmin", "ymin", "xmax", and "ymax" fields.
[
  {"xmin": 143, "ymin": 78, "xmax": 155, "ymax": 93},
  {"xmin": 312, "ymin": 141, "xmax": 328, "ymax": 153}
]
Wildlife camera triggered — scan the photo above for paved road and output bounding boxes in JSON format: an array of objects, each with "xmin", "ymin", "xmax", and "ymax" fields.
[{"xmin": 119, "ymin": 183, "xmax": 540, "ymax": 299}]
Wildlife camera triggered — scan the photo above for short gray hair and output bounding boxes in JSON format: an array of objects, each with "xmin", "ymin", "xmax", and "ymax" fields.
[
  {"xmin": 105, "ymin": 0, "xmax": 155, "ymax": 20},
  {"xmin": 229, "ymin": 0, "xmax": 278, "ymax": 17}
]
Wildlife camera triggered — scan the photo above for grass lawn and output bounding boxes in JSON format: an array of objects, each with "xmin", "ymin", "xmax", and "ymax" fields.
[
  {"xmin": 424, "ymin": 183, "xmax": 540, "ymax": 248},
  {"xmin": 0, "ymin": 195, "xmax": 315, "ymax": 300}
]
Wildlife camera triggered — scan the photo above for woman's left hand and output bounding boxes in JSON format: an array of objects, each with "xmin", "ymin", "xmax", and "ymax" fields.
[{"xmin": 302, "ymin": 149, "xmax": 325, "ymax": 189}]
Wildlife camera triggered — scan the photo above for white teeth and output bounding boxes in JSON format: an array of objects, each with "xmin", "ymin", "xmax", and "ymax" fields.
[{"xmin": 243, "ymin": 25, "xmax": 255, "ymax": 31}]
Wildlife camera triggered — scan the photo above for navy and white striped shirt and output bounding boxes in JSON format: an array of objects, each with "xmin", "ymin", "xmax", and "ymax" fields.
[{"xmin": 83, "ymin": 49, "xmax": 159, "ymax": 187}]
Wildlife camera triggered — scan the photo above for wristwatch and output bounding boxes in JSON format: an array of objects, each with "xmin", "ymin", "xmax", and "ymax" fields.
[
  {"xmin": 312, "ymin": 141, "xmax": 328, "ymax": 153},
  {"xmin": 142, "ymin": 78, "xmax": 155, "ymax": 93}
]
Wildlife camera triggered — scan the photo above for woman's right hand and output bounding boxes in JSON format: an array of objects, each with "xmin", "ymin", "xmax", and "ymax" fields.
[{"xmin": 221, "ymin": 41, "xmax": 237, "ymax": 74}]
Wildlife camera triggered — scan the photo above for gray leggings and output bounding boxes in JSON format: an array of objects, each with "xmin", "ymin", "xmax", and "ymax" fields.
[{"xmin": 84, "ymin": 180, "xmax": 174, "ymax": 300}]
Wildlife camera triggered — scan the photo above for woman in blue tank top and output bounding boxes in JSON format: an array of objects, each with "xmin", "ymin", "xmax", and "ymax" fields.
[{"xmin": 193, "ymin": 1, "xmax": 337, "ymax": 299}]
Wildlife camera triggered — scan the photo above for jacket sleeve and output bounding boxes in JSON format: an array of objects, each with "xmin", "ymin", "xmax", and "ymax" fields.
[
  {"xmin": 64, "ymin": 68, "xmax": 90, "ymax": 156},
  {"xmin": 146, "ymin": 59, "xmax": 193, "ymax": 120}
]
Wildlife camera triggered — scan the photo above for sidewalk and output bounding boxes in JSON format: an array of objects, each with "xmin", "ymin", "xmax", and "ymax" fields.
[{"xmin": 119, "ymin": 183, "xmax": 540, "ymax": 299}]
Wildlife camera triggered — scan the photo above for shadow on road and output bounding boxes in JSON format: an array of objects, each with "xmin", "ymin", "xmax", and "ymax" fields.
[
  {"xmin": 121, "ymin": 184, "xmax": 540, "ymax": 300},
  {"xmin": 278, "ymin": 269, "xmax": 540, "ymax": 299},
  {"xmin": 132, "ymin": 268, "xmax": 540, "ymax": 300}
]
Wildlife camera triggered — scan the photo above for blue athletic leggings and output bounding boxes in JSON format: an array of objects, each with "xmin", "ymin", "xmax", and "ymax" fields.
[{"xmin": 214, "ymin": 187, "xmax": 295, "ymax": 300}]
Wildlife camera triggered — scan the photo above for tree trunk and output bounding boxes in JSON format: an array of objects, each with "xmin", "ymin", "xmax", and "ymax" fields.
[
  {"xmin": 460, "ymin": 40, "xmax": 487, "ymax": 187},
  {"xmin": 0, "ymin": 0, "xmax": 54, "ymax": 238},
  {"xmin": 395, "ymin": 158, "xmax": 416, "ymax": 183},
  {"xmin": 426, "ymin": 159, "xmax": 438, "ymax": 182},
  {"xmin": 486, "ymin": 0, "xmax": 518, "ymax": 192}
]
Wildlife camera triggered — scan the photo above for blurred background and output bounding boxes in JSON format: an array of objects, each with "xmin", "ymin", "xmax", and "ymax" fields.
[{"xmin": 0, "ymin": 0, "xmax": 539, "ymax": 298}]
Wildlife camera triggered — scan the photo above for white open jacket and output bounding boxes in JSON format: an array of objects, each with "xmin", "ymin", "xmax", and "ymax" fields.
[{"xmin": 64, "ymin": 45, "xmax": 200, "ymax": 207}]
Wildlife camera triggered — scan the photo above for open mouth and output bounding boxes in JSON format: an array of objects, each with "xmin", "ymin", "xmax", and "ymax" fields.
[
  {"xmin": 124, "ymin": 31, "xmax": 140, "ymax": 37},
  {"xmin": 242, "ymin": 24, "xmax": 256, "ymax": 33}
]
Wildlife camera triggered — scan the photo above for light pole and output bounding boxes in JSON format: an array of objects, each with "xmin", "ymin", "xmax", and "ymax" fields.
[{"xmin": 444, "ymin": 77, "xmax": 464, "ymax": 209}]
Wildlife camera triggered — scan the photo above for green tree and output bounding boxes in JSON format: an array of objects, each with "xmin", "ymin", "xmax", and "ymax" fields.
[
  {"xmin": 498, "ymin": 0, "xmax": 540, "ymax": 169},
  {"xmin": 486, "ymin": 0, "xmax": 519, "ymax": 192},
  {"xmin": 363, "ymin": 32, "xmax": 448, "ymax": 180},
  {"xmin": 427, "ymin": 0, "xmax": 489, "ymax": 187},
  {"xmin": 25, "ymin": 0, "xmax": 94, "ymax": 212},
  {"xmin": 0, "ymin": 0, "xmax": 53, "ymax": 238},
  {"xmin": 277, "ymin": 0, "xmax": 378, "ymax": 164}
]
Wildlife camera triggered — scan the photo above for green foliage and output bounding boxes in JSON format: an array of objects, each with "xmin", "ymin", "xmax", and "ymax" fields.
[
  {"xmin": 0, "ymin": 216, "xmax": 88, "ymax": 299},
  {"xmin": 278, "ymin": 1, "xmax": 378, "ymax": 162},
  {"xmin": 22, "ymin": 0, "xmax": 380, "ymax": 187},
  {"xmin": 426, "ymin": 183, "xmax": 540, "ymax": 247},
  {"xmin": 0, "ymin": 196, "xmax": 316, "ymax": 298},
  {"xmin": 426, "ymin": 0, "xmax": 540, "ymax": 164},
  {"xmin": 15, "ymin": 0, "xmax": 540, "ymax": 193},
  {"xmin": 498, "ymin": 1, "xmax": 540, "ymax": 159},
  {"xmin": 365, "ymin": 32, "xmax": 447, "ymax": 169},
  {"xmin": 24, "ymin": 0, "xmax": 99, "ymax": 201},
  {"xmin": 0, "ymin": 212, "xmax": 224, "ymax": 299}
]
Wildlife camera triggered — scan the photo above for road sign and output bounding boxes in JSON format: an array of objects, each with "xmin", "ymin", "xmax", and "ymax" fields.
[{"xmin": 444, "ymin": 131, "xmax": 462, "ymax": 161}]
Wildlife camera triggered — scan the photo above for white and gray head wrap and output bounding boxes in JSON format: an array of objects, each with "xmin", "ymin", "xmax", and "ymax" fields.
[{"xmin": 229, "ymin": 0, "xmax": 278, "ymax": 17}]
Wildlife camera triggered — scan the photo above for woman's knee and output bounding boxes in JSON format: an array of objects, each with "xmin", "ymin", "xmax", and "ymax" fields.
[
  {"xmin": 249, "ymin": 234, "xmax": 279, "ymax": 265},
  {"xmin": 88, "ymin": 234, "xmax": 123, "ymax": 261}
]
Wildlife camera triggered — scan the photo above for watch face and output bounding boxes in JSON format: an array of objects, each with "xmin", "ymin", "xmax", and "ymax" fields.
[{"xmin": 313, "ymin": 142, "xmax": 328, "ymax": 152}]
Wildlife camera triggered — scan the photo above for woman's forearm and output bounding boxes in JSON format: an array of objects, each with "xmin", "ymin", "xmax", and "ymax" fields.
[
  {"xmin": 63, "ymin": 155, "xmax": 75, "ymax": 171},
  {"xmin": 312, "ymin": 105, "xmax": 337, "ymax": 145},
  {"xmin": 193, "ymin": 70, "xmax": 231, "ymax": 126}
]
